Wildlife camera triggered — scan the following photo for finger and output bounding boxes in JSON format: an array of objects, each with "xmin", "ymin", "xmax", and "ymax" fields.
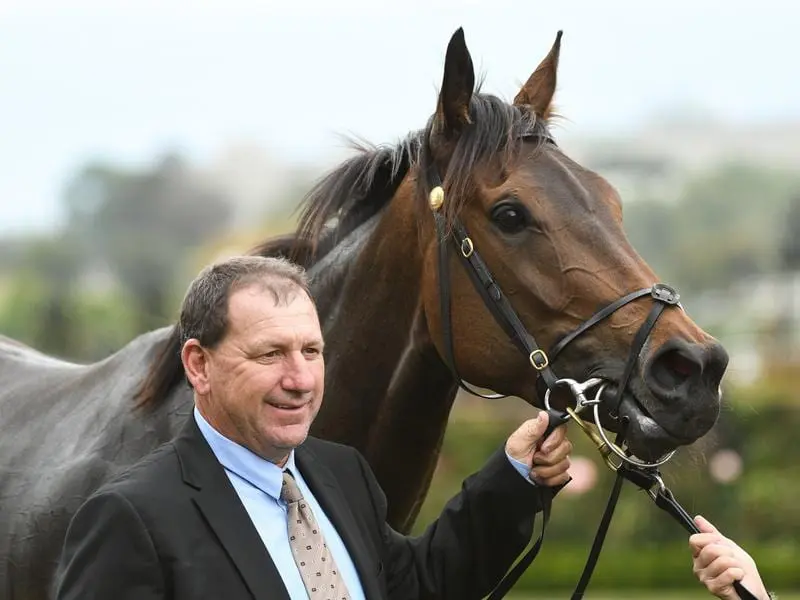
[
  {"xmin": 539, "ymin": 470, "xmax": 571, "ymax": 488},
  {"xmin": 526, "ymin": 412, "xmax": 549, "ymax": 442},
  {"xmin": 694, "ymin": 514, "xmax": 720, "ymax": 535},
  {"xmin": 705, "ymin": 567, "xmax": 744, "ymax": 597},
  {"xmin": 689, "ymin": 532, "xmax": 723, "ymax": 558},
  {"xmin": 506, "ymin": 413, "xmax": 548, "ymax": 459},
  {"xmin": 698, "ymin": 543, "xmax": 735, "ymax": 574},
  {"xmin": 702, "ymin": 553, "xmax": 740, "ymax": 580},
  {"xmin": 694, "ymin": 514, "xmax": 736, "ymax": 555},
  {"xmin": 534, "ymin": 439, "xmax": 573, "ymax": 466},
  {"xmin": 539, "ymin": 422, "xmax": 566, "ymax": 452},
  {"xmin": 531, "ymin": 458, "xmax": 570, "ymax": 482}
]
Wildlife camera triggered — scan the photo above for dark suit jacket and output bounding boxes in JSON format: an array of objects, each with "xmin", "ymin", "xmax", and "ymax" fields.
[{"xmin": 53, "ymin": 416, "xmax": 556, "ymax": 600}]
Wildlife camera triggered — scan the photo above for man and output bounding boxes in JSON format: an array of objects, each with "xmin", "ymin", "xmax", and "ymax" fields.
[
  {"xmin": 54, "ymin": 255, "xmax": 573, "ymax": 600},
  {"xmin": 690, "ymin": 515, "xmax": 772, "ymax": 600}
]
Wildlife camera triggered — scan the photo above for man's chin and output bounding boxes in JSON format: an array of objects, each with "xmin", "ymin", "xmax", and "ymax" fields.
[{"xmin": 267, "ymin": 424, "xmax": 312, "ymax": 454}]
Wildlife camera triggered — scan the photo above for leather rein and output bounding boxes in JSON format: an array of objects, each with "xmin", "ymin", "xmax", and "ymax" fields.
[{"xmin": 425, "ymin": 141, "xmax": 760, "ymax": 600}]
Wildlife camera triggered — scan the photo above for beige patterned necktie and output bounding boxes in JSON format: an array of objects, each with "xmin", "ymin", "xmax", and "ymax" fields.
[{"xmin": 281, "ymin": 470, "xmax": 351, "ymax": 600}]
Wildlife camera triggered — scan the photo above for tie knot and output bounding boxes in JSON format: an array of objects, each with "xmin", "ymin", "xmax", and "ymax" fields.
[{"xmin": 281, "ymin": 471, "xmax": 303, "ymax": 504}]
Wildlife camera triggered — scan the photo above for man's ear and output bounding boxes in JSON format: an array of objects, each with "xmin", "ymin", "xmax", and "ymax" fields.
[{"xmin": 181, "ymin": 339, "xmax": 211, "ymax": 395}]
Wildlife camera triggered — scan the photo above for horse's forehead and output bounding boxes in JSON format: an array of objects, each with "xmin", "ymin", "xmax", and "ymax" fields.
[{"xmin": 507, "ymin": 147, "xmax": 617, "ymax": 214}]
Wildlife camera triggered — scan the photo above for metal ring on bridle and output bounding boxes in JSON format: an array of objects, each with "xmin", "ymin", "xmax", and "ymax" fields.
[
  {"xmin": 542, "ymin": 377, "xmax": 604, "ymax": 414},
  {"xmin": 460, "ymin": 237, "xmax": 474, "ymax": 258},
  {"xmin": 645, "ymin": 472, "xmax": 667, "ymax": 500},
  {"xmin": 590, "ymin": 402, "xmax": 676, "ymax": 468}
]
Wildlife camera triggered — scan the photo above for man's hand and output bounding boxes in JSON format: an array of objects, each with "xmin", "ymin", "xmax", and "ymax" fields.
[
  {"xmin": 505, "ymin": 412, "xmax": 571, "ymax": 487},
  {"xmin": 689, "ymin": 515, "xmax": 770, "ymax": 600}
]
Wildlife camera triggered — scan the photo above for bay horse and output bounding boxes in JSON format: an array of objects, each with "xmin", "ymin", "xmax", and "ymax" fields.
[{"xmin": 0, "ymin": 29, "xmax": 728, "ymax": 599}]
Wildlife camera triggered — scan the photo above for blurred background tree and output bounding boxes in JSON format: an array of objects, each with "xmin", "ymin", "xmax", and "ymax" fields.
[
  {"xmin": 62, "ymin": 153, "xmax": 233, "ymax": 332},
  {"xmin": 624, "ymin": 163, "xmax": 800, "ymax": 293}
]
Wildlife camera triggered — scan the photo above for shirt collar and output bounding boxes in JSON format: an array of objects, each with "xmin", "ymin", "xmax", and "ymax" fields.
[{"xmin": 193, "ymin": 406, "xmax": 296, "ymax": 502}]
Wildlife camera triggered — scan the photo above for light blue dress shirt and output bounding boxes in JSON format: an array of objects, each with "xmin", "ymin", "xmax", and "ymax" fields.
[
  {"xmin": 194, "ymin": 408, "xmax": 537, "ymax": 599},
  {"xmin": 194, "ymin": 408, "xmax": 367, "ymax": 600},
  {"xmin": 507, "ymin": 452, "xmax": 537, "ymax": 485}
]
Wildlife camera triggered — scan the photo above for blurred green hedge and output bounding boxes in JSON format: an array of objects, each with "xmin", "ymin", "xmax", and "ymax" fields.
[{"xmin": 497, "ymin": 542, "xmax": 798, "ymax": 592}]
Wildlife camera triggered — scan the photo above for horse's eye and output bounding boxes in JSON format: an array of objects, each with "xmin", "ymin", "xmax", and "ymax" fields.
[{"xmin": 491, "ymin": 202, "xmax": 530, "ymax": 234}]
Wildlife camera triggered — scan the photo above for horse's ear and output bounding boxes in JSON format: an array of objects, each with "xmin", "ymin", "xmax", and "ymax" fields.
[
  {"xmin": 514, "ymin": 30, "xmax": 562, "ymax": 119},
  {"xmin": 433, "ymin": 27, "xmax": 475, "ymax": 137}
]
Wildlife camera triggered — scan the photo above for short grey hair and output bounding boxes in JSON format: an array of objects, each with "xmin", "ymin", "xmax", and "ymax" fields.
[{"xmin": 178, "ymin": 255, "xmax": 313, "ymax": 350}]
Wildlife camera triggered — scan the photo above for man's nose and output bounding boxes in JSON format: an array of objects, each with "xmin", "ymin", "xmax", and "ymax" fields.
[{"xmin": 281, "ymin": 353, "xmax": 316, "ymax": 393}]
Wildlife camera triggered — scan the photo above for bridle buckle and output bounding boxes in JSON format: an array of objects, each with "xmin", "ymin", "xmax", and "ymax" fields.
[
  {"xmin": 650, "ymin": 283, "xmax": 680, "ymax": 305},
  {"xmin": 528, "ymin": 349, "xmax": 549, "ymax": 370}
]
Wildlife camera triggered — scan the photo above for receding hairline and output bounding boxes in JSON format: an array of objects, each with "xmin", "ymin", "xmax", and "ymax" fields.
[
  {"xmin": 228, "ymin": 273, "xmax": 315, "ymax": 307},
  {"xmin": 222, "ymin": 276, "xmax": 322, "ymax": 345},
  {"xmin": 178, "ymin": 255, "xmax": 315, "ymax": 350}
]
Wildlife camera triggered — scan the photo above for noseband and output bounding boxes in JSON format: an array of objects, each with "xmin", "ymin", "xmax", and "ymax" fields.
[{"xmin": 425, "ymin": 142, "xmax": 761, "ymax": 600}]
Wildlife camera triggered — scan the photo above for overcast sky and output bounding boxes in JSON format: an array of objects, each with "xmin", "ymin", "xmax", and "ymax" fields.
[{"xmin": 2, "ymin": 0, "xmax": 798, "ymax": 234}]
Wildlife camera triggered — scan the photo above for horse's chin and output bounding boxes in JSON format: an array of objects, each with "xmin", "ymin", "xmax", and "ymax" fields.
[{"xmin": 611, "ymin": 395, "xmax": 693, "ymax": 462}]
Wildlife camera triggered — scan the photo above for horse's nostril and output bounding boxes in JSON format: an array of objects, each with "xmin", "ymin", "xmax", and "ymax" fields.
[{"xmin": 650, "ymin": 348, "xmax": 701, "ymax": 390}]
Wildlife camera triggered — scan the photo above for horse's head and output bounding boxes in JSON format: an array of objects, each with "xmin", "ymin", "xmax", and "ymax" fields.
[{"xmin": 418, "ymin": 29, "xmax": 728, "ymax": 462}]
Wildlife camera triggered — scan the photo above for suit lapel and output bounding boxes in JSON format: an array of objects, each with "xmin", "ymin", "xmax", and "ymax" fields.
[
  {"xmin": 296, "ymin": 445, "xmax": 384, "ymax": 600},
  {"xmin": 174, "ymin": 417, "xmax": 290, "ymax": 600}
]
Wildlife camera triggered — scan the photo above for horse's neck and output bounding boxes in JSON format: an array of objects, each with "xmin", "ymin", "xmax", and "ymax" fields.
[
  {"xmin": 308, "ymin": 185, "xmax": 459, "ymax": 532},
  {"xmin": 366, "ymin": 311, "xmax": 458, "ymax": 532},
  {"xmin": 309, "ymin": 197, "xmax": 425, "ymax": 448}
]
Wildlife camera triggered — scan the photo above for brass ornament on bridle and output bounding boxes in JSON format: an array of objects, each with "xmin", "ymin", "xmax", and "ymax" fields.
[{"xmin": 429, "ymin": 186, "xmax": 444, "ymax": 211}]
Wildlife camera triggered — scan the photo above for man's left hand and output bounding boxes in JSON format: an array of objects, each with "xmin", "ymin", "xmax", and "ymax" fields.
[{"xmin": 505, "ymin": 412, "xmax": 572, "ymax": 488}]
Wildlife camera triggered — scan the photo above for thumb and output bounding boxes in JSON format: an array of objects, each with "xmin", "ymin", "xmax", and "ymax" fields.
[
  {"xmin": 527, "ymin": 411, "xmax": 550, "ymax": 442},
  {"xmin": 694, "ymin": 515, "xmax": 719, "ymax": 535},
  {"xmin": 507, "ymin": 412, "xmax": 549, "ymax": 457}
]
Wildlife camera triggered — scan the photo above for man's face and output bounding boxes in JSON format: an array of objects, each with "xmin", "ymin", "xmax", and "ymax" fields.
[{"xmin": 197, "ymin": 284, "xmax": 325, "ymax": 464}]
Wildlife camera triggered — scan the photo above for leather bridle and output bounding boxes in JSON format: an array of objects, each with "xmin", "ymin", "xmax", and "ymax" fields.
[
  {"xmin": 428, "ymin": 154, "xmax": 681, "ymax": 469},
  {"xmin": 424, "ymin": 137, "xmax": 761, "ymax": 600}
]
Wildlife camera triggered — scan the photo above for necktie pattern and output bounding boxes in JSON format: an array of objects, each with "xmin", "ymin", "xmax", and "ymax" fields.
[{"xmin": 281, "ymin": 471, "xmax": 351, "ymax": 600}]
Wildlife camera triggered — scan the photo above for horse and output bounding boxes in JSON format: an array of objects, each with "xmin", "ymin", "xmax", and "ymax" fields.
[{"xmin": 0, "ymin": 28, "xmax": 729, "ymax": 599}]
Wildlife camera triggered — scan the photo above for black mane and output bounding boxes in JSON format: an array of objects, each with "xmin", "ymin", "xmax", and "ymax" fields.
[{"xmin": 253, "ymin": 90, "xmax": 551, "ymax": 265}]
